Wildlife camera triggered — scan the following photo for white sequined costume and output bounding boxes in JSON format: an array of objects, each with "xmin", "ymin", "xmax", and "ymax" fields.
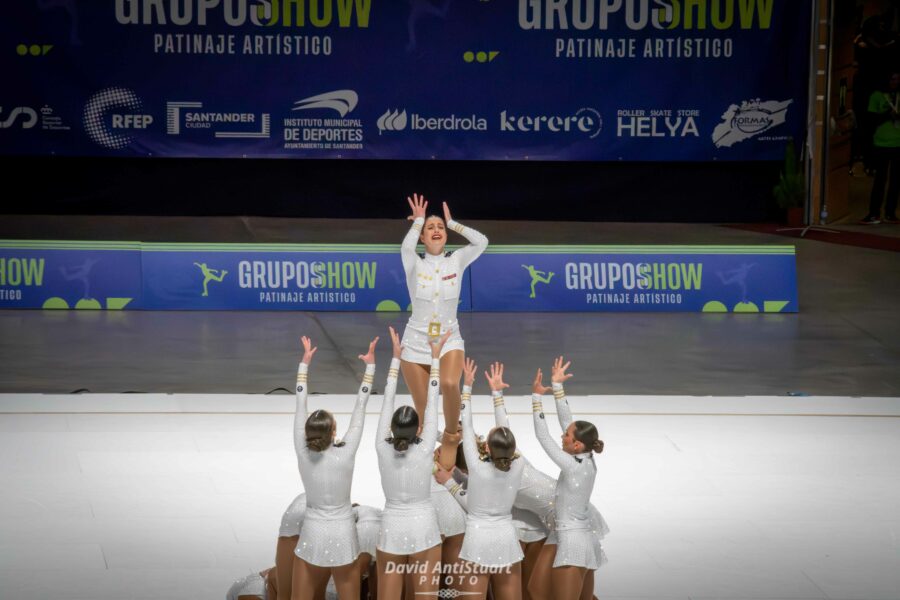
[
  {"xmin": 226, "ymin": 572, "xmax": 266, "ymax": 600},
  {"xmin": 278, "ymin": 493, "xmax": 306, "ymax": 538},
  {"xmin": 431, "ymin": 477, "xmax": 468, "ymax": 537},
  {"xmin": 492, "ymin": 390, "xmax": 610, "ymax": 544},
  {"xmin": 293, "ymin": 361, "xmax": 374, "ymax": 567},
  {"xmin": 400, "ymin": 216, "xmax": 488, "ymax": 365},
  {"xmin": 355, "ymin": 504, "xmax": 383, "ymax": 557},
  {"xmin": 456, "ymin": 385, "xmax": 524, "ymax": 568},
  {"xmin": 376, "ymin": 357, "xmax": 442, "ymax": 554},
  {"xmin": 532, "ymin": 383, "xmax": 606, "ymax": 570}
]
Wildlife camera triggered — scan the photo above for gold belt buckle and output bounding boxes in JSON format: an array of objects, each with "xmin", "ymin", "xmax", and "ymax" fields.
[{"xmin": 427, "ymin": 322, "xmax": 441, "ymax": 338}]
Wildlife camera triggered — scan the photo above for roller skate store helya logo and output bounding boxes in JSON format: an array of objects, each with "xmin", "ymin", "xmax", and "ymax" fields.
[
  {"xmin": 385, "ymin": 561, "xmax": 512, "ymax": 597},
  {"xmin": 526, "ymin": 261, "xmax": 791, "ymax": 312}
]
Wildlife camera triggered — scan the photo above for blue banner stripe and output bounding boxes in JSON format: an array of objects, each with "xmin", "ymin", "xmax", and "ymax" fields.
[{"xmin": 0, "ymin": 241, "xmax": 797, "ymax": 313}]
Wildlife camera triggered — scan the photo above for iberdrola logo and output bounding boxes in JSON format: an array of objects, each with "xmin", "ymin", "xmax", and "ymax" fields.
[
  {"xmin": 521, "ymin": 264, "xmax": 554, "ymax": 299},
  {"xmin": 194, "ymin": 262, "xmax": 228, "ymax": 297}
]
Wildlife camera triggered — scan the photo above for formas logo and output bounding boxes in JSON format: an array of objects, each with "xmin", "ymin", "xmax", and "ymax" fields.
[
  {"xmin": 500, "ymin": 108, "xmax": 602, "ymax": 138},
  {"xmin": 712, "ymin": 99, "xmax": 792, "ymax": 148},
  {"xmin": 83, "ymin": 87, "xmax": 153, "ymax": 149}
]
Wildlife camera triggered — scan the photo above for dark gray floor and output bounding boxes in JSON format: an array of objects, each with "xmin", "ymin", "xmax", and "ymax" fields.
[{"xmin": 1, "ymin": 217, "xmax": 898, "ymax": 396}]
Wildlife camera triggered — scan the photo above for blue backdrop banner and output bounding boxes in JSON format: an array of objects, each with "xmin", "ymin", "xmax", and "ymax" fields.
[
  {"xmin": 2, "ymin": 1, "xmax": 811, "ymax": 161},
  {"xmin": 0, "ymin": 241, "xmax": 797, "ymax": 313},
  {"xmin": 140, "ymin": 243, "xmax": 472, "ymax": 311},
  {"xmin": 469, "ymin": 245, "xmax": 798, "ymax": 313},
  {"xmin": 0, "ymin": 241, "xmax": 142, "ymax": 310}
]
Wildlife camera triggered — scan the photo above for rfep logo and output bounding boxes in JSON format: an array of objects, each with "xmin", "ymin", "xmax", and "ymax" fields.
[{"xmin": 83, "ymin": 87, "xmax": 153, "ymax": 149}]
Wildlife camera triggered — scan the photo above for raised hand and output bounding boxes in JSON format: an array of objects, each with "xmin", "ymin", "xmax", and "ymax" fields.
[
  {"xmin": 551, "ymin": 355, "xmax": 574, "ymax": 383},
  {"xmin": 442, "ymin": 201, "xmax": 453, "ymax": 223},
  {"xmin": 532, "ymin": 368, "xmax": 551, "ymax": 395},
  {"xmin": 407, "ymin": 193, "xmax": 428, "ymax": 221},
  {"xmin": 430, "ymin": 329, "xmax": 453, "ymax": 359},
  {"xmin": 434, "ymin": 465, "xmax": 454, "ymax": 485},
  {"xmin": 484, "ymin": 361, "xmax": 510, "ymax": 393},
  {"xmin": 388, "ymin": 326, "xmax": 403, "ymax": 359},
  {"xmin": 301, "ymin": 336, "xmax": 318, "ymax": 365},
  {"xmin": 358, "ymin": 336, "xmax": 379, "ymax": 365},
  {"xmin": 463, "ymin": 357, "xmax": 477, "ymax": 387}
]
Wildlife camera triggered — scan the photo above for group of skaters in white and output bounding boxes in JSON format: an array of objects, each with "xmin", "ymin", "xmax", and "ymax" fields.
[{"xmin": 227, "ymin": 195, "xmax": 608, "ymax": 600}]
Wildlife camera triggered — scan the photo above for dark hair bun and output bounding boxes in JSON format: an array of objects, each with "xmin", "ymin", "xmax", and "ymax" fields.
[
  {"xmin": 593, "ymin": 439, "xmax": 605, "ymax": 454},
  {"xmin": 307, "ymin": 436, "xmax": 331, "ymax": 452},
  {"xmin": 393, "ymin": 438, "xmax": 410, "ymax": 452},
  {"xmin": 493, "ymin": 457, "xmax": 512, "ymax": 472}
]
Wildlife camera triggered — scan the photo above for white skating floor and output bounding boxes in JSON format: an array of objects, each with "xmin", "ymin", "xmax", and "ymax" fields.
[{"xmin": 1, "ymin": 392, "xmax": 899, "ymax": 600}]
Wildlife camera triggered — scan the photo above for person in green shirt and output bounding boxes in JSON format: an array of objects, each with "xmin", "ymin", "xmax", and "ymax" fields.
[{"xmin": 861, "ymin": 70, "xmax": 900, "ymax": 225}]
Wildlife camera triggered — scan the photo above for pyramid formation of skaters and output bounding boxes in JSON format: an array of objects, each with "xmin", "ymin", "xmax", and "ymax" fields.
[{"xmin": 226, "ymin": 197, "xmax": 608, "ymax": 600}]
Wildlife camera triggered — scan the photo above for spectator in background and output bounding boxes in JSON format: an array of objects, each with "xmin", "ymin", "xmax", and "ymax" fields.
[
  {"xmin": 852, "ymin": 13, "xmax": 896, "ymax": 172},
  {"xmin": 860, "ymin": 70, "xmax": 900, "ymax": 224}
]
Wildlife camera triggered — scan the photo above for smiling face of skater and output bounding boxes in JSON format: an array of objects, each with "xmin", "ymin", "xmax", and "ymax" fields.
[{"xmin": 420, "ymin": 216, "xmax": 447, "ymax": 256}]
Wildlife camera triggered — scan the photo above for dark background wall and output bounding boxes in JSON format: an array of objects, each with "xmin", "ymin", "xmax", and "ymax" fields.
[{"xmin": 7, "ymin": 156, "xmax": 783, "ymax": 222}]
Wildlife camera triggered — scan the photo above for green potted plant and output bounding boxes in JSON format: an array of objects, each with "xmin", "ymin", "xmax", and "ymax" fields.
[{"xmin": 773, "ymin": 139, "xmax": 805, "ymax": 226}]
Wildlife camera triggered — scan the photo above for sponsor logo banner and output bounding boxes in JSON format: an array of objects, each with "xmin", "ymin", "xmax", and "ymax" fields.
[
  {"xmin": 140, "ymin": 245, "xmax": 473, "ymax": 311},
  {"xmin": 0, "ymin": 242, "xmax": 797, "ymax": 313},
  {"xmin": 1, "ymin": 1, "xmax": 811, "ymax": 161},
  {"xmin": 0, "ymin": 242, "xmax": 142, "ymax": 310},
  {"xmin": 470, "ymin": 247, "xmax": 798, "ymax": 313}
]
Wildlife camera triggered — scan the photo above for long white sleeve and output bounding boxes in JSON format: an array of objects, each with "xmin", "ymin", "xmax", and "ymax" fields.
[
  {"xmin": 342, "ymin": 363, "xmax": 375, "ymax": 453},
  {"xmin": 443, "ymin": 469, "xmax": 469, "ymax": 510},
  {"xmin": 376, "ymin": 358, "xmax": 401, "ymax": 446},
  {"xmin": 492, "ymin": 390, "xmax": 510, "ymax": 429},
  {"xmin": 294, "ymin": 362, "xmax": 310, "ymax": 455},
  {"xmin": 446, "ymin": 219, "xmax": 488, "ymax": 269},
  {"xmin": 461, "ymin": 385, "xmax": 487, "ymax": 476},
  {"xmin": 533, "ymin": 393, "xmax": 574, "ymax": 471},
  {"xmin": 401, "ymin": 217, "xmax": 424, "ymax": 275},
  {"xmin": 553, "ymin": 382, "xmax": 574, "ymax": 430}
]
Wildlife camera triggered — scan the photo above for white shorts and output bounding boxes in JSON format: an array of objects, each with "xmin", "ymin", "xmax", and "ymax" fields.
[{"xmin": 401, "ymin": 321, "xmax": 465, "ymax": 365}]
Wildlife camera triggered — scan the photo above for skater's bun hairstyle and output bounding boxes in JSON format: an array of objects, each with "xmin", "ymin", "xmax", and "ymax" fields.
[
  {"xmin": 573, "ymin": 420, "xmax": 604, "ymax": 454},
  {"xmin": 386, "ymin": 406, "xmax": 421, "ymax": 451},
  {"xmin": 306, "ymin": 410, "xmax": 341, "ymax": 452},
  {"xmin": 487, "ymin": 427, "xmax": 518, "ymax": 472}
]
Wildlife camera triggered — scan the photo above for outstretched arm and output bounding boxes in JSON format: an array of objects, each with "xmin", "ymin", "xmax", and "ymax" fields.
[
  {"xmin": 551, "ymin": 356, "xmax": 575, "ymax": 429},
  {"xmin": 484, "ymin": 361, "xmax": 511, "ymax": 428},
  {"xmin": 437, "ymin": 467, "xmax": 469, "ymax": 510},
  {"xmin": 460, "ymin": 380, "xmax": 486, "ymax": 475},
  {"xmin": 377, "ymin": 328, "xmax": 403, "ymax": 446},
  {"xmin": 294, "ymin": 336, "xmax": 317, "ymax": 455},
  {"xmin": 342, "ymin": 337, "xmax": 379, "ymax": 453},
  {"xmin": 401, "ymin": 193, "xmax": 427, "ymax": 275},
  {"xmin": 420, "ymin": 331, "xmax": 451, "ymax": 452},
  {"xmin": 443, "ymin": 202, "xmax": 488, "ymax": 268},
  {"xmin": 532, "ymin": 368, "xmax": 574, "ymax": 470}
]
